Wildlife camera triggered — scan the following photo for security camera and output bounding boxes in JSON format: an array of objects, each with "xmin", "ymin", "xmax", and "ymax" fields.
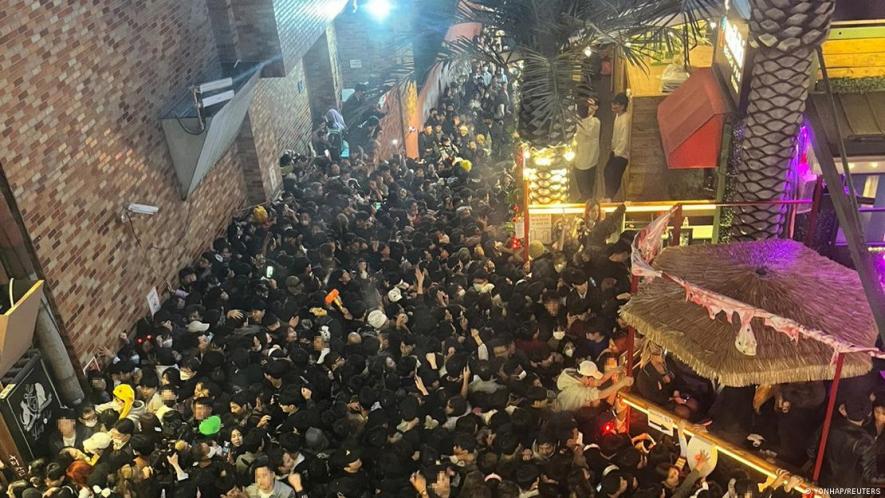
[{"xmin": 127, "ymin": 203, "xmax": 160, "ymax": 216}]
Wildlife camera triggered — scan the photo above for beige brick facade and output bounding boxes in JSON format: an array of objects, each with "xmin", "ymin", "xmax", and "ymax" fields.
[{"xmin": 0, "ymin": 0, "xmax": 340, "ymax": 365}]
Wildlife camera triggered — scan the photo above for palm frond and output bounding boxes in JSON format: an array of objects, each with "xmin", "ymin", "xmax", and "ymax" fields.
[
  {"xmin": 355, "ymin": 0, "xmax": 721, "ymax": 147},
  {"xmin": 437, "ymin": 36, "xmax": 510, "ymax": 71}
]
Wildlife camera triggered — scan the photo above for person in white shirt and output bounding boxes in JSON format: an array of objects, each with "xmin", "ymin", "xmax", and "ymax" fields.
[
  {"xmin": 604, "ymin": 93, "xmax": 631, "ymax": 200},
  {"xmin": 574, "ymin": 97, "xmax": 601, "ymax": 199}
]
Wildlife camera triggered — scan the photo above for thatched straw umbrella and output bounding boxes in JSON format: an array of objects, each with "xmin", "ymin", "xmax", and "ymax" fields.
[{"xmin": 621, "ymin": 239, "xmax": 877, "ymax": 387}]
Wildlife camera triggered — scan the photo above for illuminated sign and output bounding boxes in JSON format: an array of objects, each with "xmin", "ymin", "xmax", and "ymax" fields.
[{"xmin": 722, "ymin": 17, "xmax": 746, "ymax": 95}]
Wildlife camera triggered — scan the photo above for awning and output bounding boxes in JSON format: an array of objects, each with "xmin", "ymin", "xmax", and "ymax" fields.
[
  {"xmin": 807, "ymin": 92, "xmax": 885, "ymax": 159},
  {"xmin": 657, "ymin": 68, "xmax": 729, "ymax": 169}
]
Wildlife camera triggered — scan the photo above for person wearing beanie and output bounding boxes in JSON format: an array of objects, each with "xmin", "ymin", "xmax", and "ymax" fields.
[
  {"xmin": 82, "ymin": 431, "xmax": 112, "ymax": 466},
  {"xmin": 199, "ymin": 415, "xmax": 223, "ymax": 438},
  {"xmin": 367, "ymin": 309, "xmax": 389, "ymax": 330},
  {"xmin": 329, "ymin": 445, "xmax": 369, "ymax": 497},
  {"xmin": 810, "ymin": 396, "xmax": 885, "ymax": 487}
]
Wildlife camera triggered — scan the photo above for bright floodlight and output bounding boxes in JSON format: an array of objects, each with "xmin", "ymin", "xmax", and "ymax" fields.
[{"xmin": 365, "ymin": 0, "xmax": 391, "ymax": 20}]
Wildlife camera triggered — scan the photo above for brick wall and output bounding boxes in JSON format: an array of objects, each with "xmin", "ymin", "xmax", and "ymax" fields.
[
  {"xmin": 326, "ymin": 25, "xmax": 344, "ymax": 106},
  {"xmin": 0, "ymin": 0, "xmax": 347, "ymax": 365},
  {"xmin": 244, "ymin": 63, "xmax": 313, "ymax": 204},
  {"xmin": 207, "ymin": 0, "xmax": 241, "ymax": 63},
  {"xmin": 274, "ymin": 0, "xmax": 348, "ymax": 76},
  {"xmin": 335, "ymin": 10, "xmax": 389, "ymax": 88},
  {"xmin": 376, "ymin": 87, "xmax": 407, "ymax": 160},
  {"xmin": 0, "ymin": 0, "xmax": 250, "ymax": 365},
  {"xmin": 304, "ymin": 32, "xmax": 338, "ymax": 123},
  {"xmin": 230, "ymin": 0, "xmax": 283, "ymax": 75}
]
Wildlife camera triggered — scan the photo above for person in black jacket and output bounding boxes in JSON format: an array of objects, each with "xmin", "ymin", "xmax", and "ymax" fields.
[
  {"xmin": 47, "ymin": 409, "xmax": 89, "ymax": 458},
  {"xmin": 809, "ymin": 397, "xmax": 885, "ymax": 487}
]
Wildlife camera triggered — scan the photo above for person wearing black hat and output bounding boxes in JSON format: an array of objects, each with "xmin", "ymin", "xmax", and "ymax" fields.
[
  {"xmin": 810, "ymin": 396, "xmax": 885, "ymax": 487},
  {"xmin": 329, "ymin": 445, "xmax": 370, "ymax": 497}
]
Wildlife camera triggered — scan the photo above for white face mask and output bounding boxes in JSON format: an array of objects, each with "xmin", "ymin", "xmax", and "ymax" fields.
[
  {"xmin": 516, "ymin": 370, "xmax": 527, "ymax": 380},
  {"xmin": 553, "ymin": 330, "xmax": 566, "ymax": 341},
  {"xmin": 564, "ymin": 347, "xmax": 575, "ymax": 358}
]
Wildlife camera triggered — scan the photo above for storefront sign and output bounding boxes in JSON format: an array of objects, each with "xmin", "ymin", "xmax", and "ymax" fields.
[
  {"xmin": 529, "ymin": 214, "xmax": 553, "ymax": 244},
  {"xmin": 722, "ymin": 17, "xmax": 746, "ymax": 96},
  {"xmin": 713, "ymin": 13, "xmax": 752, "ymax": 109}
]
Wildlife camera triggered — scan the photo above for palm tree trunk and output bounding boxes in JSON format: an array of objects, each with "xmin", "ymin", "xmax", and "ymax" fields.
[{"xmin": 729, "ymin": 0, "xmax": 834, "ymax": 241}]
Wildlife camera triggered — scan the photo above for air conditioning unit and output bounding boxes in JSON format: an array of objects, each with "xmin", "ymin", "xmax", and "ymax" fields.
[{"xmin": 160, "ymin": 65, "xmax": 263, "ymax": 199}]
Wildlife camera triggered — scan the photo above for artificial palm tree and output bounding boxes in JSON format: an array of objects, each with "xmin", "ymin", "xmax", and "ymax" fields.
[
  {"xmin": 439, "ymin": 0, "xmax": 717, "ymax": 149},
  {"xmin": 728, "ymin": 0, "xmax": 835, "ymax": 240}
]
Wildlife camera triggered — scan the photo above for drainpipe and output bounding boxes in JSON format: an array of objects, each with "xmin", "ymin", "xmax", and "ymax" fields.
[{"xmin": 33, "ymin": 296, "xmax": 84, "ymax": 404}]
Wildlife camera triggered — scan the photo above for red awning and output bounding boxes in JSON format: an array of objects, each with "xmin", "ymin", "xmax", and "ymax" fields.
[{"xmin": 657, "ymin": 68, "xmax": 729, "ymax": 169}]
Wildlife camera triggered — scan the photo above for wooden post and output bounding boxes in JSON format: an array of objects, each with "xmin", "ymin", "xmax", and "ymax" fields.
[
  {"xmin": 523, "ymin": 179, "xmax": 531, "ymax": 262},
  {"xmin": 812, "ymin": 352, "xmax": 844, "ymax": 483},
  {"xmin": 671, "ymin": 205, "xmax": 684, "ymax": 247},
  {"xmin": 786, "ymin": 200, "xmax": 798, "ymax": 239},
  {"xmin": 625, "ymin": 275, "xmax": 639, "ymax": 377}
]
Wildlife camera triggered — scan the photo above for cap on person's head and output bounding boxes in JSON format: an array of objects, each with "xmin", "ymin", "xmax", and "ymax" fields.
[
  {"xmin": 83, "ymin": 432, "xmax": 112, "ymax": 454},
  {"xmin": 57, "ymin": 408, "xmax": 77, "ymax": 421},
  {"xmin": 187, "ymin": 320, "xmax": 210, "ymax": 333},
  {"xmin": 846, "ymin": 397, "xmax": 872, "ymax": 422},
  {"xmin": 114, "ymin": 418, "xmax": 135, "ymax": 435},
  {"xmin": 578, "ymin": 360, "xmax": 603, "ymax": 379},
  {"xmin": 21, "ymin": 489, "xmax": 42, "ymax": 498},
  {"xmin": 278, "ymin": 390, "xmax": 299, "ymax": 407},
  {"xmin": 265, "ymin": 360, "xmax": 287, "ymax": 379},
  {"xmin": 528, "ymin": 240, "xmax": 546, "ymax": 259},
  {"xmin": 515, "ymin": 463, "xmax": 542, "ymax": 490},
  {"xmin": 367, "ymin": 309, "xmax": 388, "ymax": 329},
  {"xmin": 526, "ymin": 386, "xmax": 547, "ymax": 402},
  {"xmin": 199, "ymin": 415, "xmax": 222, "ymax": 437},
  {"xmin": 387, "ymin": 288, "xmax": 403, "ymax": 303},
  {"xmin": 305, "ymin": 427, "xmax": 330, "ymax": 453},
  {"xmin": 286, "ymin": 276, "xmax": 302, "ymax": 293},
  {"xmin": 330, "ymin": 445, "xmax": 362, "ymax": 468}
]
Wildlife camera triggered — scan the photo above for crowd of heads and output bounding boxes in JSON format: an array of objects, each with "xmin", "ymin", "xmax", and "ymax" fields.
[{"xmin": 3, "ymin": 54, "xmax": 856, "ymax": 498}]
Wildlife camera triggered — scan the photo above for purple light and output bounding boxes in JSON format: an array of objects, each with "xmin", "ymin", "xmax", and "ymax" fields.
[
  {"xmin": 790, "ymin": 122, "xmax": 817, "ymax": 186},
  {"xmin": 874, "ymin": 252, "xmax": 885, "ymax": 290}
]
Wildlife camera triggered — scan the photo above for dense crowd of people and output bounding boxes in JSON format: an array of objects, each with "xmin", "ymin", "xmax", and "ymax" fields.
[{"xmin": 4, "ymin": 53, "xmax": 885, "ymax": 498}]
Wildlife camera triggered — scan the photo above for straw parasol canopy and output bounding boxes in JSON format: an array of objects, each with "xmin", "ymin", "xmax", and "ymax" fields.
[{"xmin": 621, "ymin": 239, "xmax": 878, "ymax": 386}]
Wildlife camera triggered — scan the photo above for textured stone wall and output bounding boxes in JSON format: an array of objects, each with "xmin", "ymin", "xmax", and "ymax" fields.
[
  {"xmin": 0, "ymin": 0, "xmax": 249, "ymax": 365},
  {"xmin": 245, "ymin": 62, "xmax": 313, "ymax": 204},
  {"xmin": 0, "ymin": 0, "xmax": 334, "ymax": 365},
  {"xmin": 334, "ymin": 9, "xmax": 389, "ymax": 89}
]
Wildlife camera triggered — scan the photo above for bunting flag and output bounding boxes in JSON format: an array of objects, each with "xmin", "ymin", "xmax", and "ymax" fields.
[{"xmin": 630, "ymin": 207, "xmax": 885, "ymax": 359}]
